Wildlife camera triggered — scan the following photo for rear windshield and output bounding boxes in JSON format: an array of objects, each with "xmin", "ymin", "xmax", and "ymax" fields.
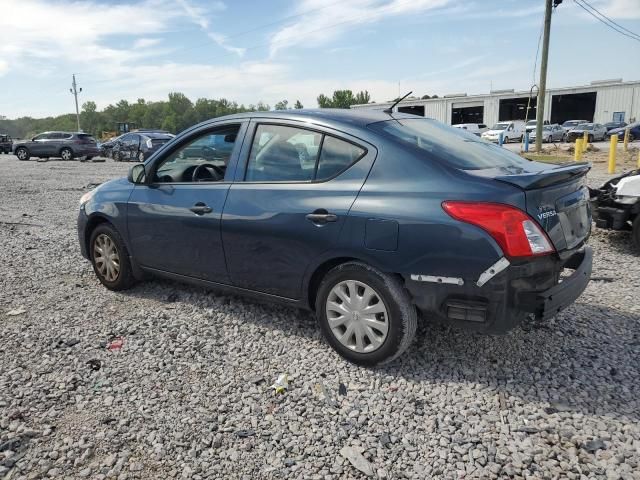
[{"xmin": 369, "ymin": 118, "xmax": 531, "ymax": 171}]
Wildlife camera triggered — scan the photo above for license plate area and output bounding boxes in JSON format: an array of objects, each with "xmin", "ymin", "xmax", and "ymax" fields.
[{"xmin": 556, "ymin": 187, "xmax": 591, "ymax": 249}]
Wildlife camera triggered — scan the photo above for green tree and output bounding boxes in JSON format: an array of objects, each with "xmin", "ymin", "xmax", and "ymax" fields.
[
  {"xmin": 80, "ymin": 101, "xmax": 99, "ymax": 136},
  {"xmin": 294, "ymin": 100, "xmax": 303, "ymax": 109},
  {"xmin": 316, "ymin": 90, "xmax": 371, "ymax": 108},
  {"xmin": 274, "ymin": 99, "xmax": 289, "ymax": 110}
]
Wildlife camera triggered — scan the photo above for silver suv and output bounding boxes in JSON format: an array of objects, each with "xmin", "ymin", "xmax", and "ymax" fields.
[{"xmin": 13, "ymin": 132, "xmax": 100, "ymax": 161}]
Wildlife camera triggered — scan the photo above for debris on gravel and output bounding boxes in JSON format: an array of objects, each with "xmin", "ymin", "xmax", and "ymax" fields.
[{"xmin": 1, "ymin": 155, "xmax": 639, "ymax": 479}]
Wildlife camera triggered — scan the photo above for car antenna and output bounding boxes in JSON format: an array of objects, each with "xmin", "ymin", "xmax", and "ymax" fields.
[{"xmin": 383, "ymin": 91, "xmax": 413, "ymax": 114}]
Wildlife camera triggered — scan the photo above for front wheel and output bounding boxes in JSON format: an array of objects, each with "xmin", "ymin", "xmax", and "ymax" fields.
[
  {"xmin": 60, "ymin": 147, "xmax": 73, "ymax": 161},
  {"xmin": 15, "ymin": 147, "xmax": 30, "ymax": 161},
  {"xmin": 89, "ymin": 224, "xmax": 135, "ymax": 291},
  {"xmin": 588, "ymin": 134, "xmax": 594, "ymax": 143},
  {"xmin": 316, "ymin": 262, "xmax": 417, "ymax": 366},
  {"xmin": 112, "ymin": 151, "xmax": 120, "ymax": 162}
]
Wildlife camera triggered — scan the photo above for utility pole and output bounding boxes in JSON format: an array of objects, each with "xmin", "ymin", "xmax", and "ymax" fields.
[
  {"xmin": 535, "ymin": 0, "xmax": 554, "ymax": 152},
  {"xmin": 70, "ymin": 74, "xmax": 82, "ymax": 132}
]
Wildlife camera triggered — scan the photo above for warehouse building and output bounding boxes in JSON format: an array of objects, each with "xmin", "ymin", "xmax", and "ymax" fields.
[{"xmin": 352, "ymin": 79, "xmax": 640, "ymax": 127}]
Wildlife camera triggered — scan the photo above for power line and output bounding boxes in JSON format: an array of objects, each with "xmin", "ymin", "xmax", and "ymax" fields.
[
  {"xmin": 573, "ymin": 0, "xmax": 640, "ymax": 42},
  {"xmin": 576, "ymin": 0, "xmax": 640, "ymax": 39}
]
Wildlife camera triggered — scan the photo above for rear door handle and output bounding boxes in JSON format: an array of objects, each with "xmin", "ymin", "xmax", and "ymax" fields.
[
  {"xmin": 190, "ymin": 202, "xmax": 212, "ymax": 215},
  {"xmin": 306, "ymin": 209, "xmax": 338, "ymax": 225}
]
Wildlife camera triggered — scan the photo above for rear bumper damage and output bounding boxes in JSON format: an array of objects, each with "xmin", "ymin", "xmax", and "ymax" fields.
[{"xmin": 404, "ymin": 246, "xmax": 592, "ymax": 334}]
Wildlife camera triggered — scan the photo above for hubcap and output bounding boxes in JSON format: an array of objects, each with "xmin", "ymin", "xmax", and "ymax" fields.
[
  {"xmin": 18, "ymin": 150, "xmax": 26, "ymax": 159},
  {"xmin": 326, "ymin": 280, "xmax": 389, "ymax": 353},
  {"xmin": 93, "ymin": 234, "xmax": 120, "ymax": 282},
  {"xmin": 62, "ymin": 150, "xmax": 70, "ymax": 160}
]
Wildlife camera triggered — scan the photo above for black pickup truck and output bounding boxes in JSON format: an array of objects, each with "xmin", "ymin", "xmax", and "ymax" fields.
[{"xmin": 0, "ymin": 134, "xmax": 12, "ymax": 154}]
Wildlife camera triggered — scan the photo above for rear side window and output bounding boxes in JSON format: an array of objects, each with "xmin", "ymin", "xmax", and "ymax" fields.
[
  {"xmin": 245, "ymin": 124, "xmax": 365, "ymax": 182},
  {"xmin": 369, "ymin": 118, "xmax": 530, "ymax": 170},
  {"xmin": 316, "ymin": 136, "xmax": 365, "ymax": 181}
]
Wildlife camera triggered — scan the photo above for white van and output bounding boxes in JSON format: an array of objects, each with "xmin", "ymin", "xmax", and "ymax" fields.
[
  {"xmin": 481, "ymin": 120, "xmax": 525, "ymax": 143},
  {"xmin": 452, "ymin": 123, "xmax": 488, "ymax": 136}
]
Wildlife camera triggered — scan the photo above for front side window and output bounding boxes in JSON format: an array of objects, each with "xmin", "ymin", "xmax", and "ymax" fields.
[
  {"xmin": 154, "ymin": 124, "xmax": 240, "ymax": 183},
  {"xmin": 245, "ymin": 124, "xmax": 365, "ymax": 182}
]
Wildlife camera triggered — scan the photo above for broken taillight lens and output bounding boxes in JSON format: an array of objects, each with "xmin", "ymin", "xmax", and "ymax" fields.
[{"xmin": 442, "ymin": 201, "xmax": 555, "ymax": 258}]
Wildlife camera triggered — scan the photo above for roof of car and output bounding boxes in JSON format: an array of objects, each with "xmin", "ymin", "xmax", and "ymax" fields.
[{"xmin": 217, "ymin": 108, "xmax": 422, "ymax": 128}]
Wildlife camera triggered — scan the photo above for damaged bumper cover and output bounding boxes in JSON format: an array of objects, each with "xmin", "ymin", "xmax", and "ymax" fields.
[{"xmin": 404, "ymin": 246, "xmax": 592, "ymax": 334}]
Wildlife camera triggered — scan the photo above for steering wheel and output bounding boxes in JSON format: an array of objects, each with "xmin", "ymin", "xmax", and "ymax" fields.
[{"xmin": 192, "ymin": 163, "xmax": 224, "ymax": 182}]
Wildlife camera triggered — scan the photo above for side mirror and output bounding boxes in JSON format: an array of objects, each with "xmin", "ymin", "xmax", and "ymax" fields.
[{"xmin": 128, "ymin": 164, "xmax": 146, "ymax": 184}]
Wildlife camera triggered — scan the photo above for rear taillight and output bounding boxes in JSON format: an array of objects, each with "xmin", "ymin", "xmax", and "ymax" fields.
[{"xmin": 442, "ymin": 201, "xmax": 555, "ymax": 258}]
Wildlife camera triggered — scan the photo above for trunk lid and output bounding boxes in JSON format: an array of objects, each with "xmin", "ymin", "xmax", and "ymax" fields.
[
  {"xmin": 493, "ymin": 163, "xmax": 591, "ymax": 251},
  {"xmin": 468, "ymin": 163, "xmax": 591, "ymax": 251}
]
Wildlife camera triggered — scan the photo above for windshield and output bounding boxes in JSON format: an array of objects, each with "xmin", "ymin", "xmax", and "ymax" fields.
[
  {"xmin": 576, "ymin": 123, "xmax": 593, "ymax": 130},
  {"xmin": 563, "ymin": 121, "xmax": 583, "ymax": 127},
  {"xmin": 491, "ymin": 123, "xmax": 509, "ymax": 130},
  {"xmin": 526, "ymin": 120, "xmax": 537, "ymax": 126},
  {"xmin": 369, "ymin": 118, "xmax": 531, "ymax": 171}
]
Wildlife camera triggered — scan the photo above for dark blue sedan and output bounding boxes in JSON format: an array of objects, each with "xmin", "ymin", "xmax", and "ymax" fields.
[{"xmin": 78, "ymin": 110, "xmax": 592, "ymax": 365}]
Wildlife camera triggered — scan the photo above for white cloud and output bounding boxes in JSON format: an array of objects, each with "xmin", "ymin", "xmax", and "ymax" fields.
[
  {"xmin": 596, "ymin": 0, "xmax": 640, "ymax": 19},
  {"xmin": 133, "ymin": 38, "xmax": 163, "ymax": 49},
  {"xmin": 176, "ymin": 0, "xmax": 245, "ymax": 56},
  {"xmin": 269, "ymin": 0, "xmax": 452, "ymax": 57}
]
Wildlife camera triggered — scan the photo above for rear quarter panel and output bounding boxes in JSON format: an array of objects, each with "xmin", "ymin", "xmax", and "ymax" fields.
[{"xmin": 338, "ymin": 141, "xmax": 526, "ymax": 282}]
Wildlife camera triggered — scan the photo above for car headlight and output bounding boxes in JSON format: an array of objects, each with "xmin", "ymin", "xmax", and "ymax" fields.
[{"xmin": 80, "ymin": 189, "xmax": 96, "ymax": 206}]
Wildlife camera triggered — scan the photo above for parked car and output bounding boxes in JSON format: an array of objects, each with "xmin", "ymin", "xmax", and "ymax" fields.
[
  {"xmin": 528, "ymin": 124, "xmax": 565, "ymax": 143},
  {"xmin": 111, "ymin": 131, "xmax": 175, "ymax": 162},
  {"xmin": 0, "ymin": 133, "xmax": 12, "ymax": 154},
  {"xmin": 78, "ymin": 110, "xmax": 592, "ymax": 365},
  {"xmin": 561, "ymin": 120, "xmax": 589, "ymax": 132},
  {"xmin": 480, "ymin": 120, "xmax": 525, "ymax": 143},
  {"xmin": 566, "ymin": 123, "xmax": 607, "ymax": 142},
  {"xmin": 13, "ymin": 132, "xmax": 99, "ymax": 161},
  {"xmin": 606, "ymin": 121, "xmax": 640, "ymax": 142},
  {"xmin": 451, "ymin": 123, "xmax": 488, "ymax": 136},
  {"xmin": 604, "ymin": 121, "xmax": 627, "ymax": 132},
  {"xmin": 525, "ymin": 119, "xmax": 550, "ymax": 133},
  {"xmin": 590, "ymin": 168, "xmax": 640, "ymax": 251},
  {"xmin": 99, "ymin": 135, "xmax": 124, "ymax": 159}
]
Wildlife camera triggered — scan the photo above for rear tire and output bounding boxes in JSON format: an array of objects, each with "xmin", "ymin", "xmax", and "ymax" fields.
[
  {"xmin": 89, "ymin": 224, "xmax": 135, "ymax": 291},
  {"xmin": 316, "ymin": 262, "xmax": 417, "ymax": 366},
  {"xmin": 15, "ymin": 147, "xmax": 29, "ymax": 161}
]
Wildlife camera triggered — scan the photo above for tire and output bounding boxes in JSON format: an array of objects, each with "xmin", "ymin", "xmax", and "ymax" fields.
[
  {"xmin": 112, "ymin": 151, "xmax": 120, "ymax": 162},
  {"xmin": 86, "ymin": 156, "xmax": 93, "ymax": 161},
  {"xmin": 629, "ymin": 134, "xmax": 635, "ymax": 142},
  {"xmin": 633, "ymin": 216, "xmax": 640, "ymax": 253},
  {"xmin": 316, "ymin": 262, "xmax": 417, "ymax": 366},
  {"xmin": 60, "ymin": 147, "xmax": 73, "ymax": 161},
  {"xmin": 89, "ymin": 223, "xmax": 135, "ymax": 291},
  {"xmin": 15, "ymin": 147, "xmax": 29, "ymax": 161},
  {"xmin": 588, "ymin": 134, "xmax": 594, "ymax": 143}
]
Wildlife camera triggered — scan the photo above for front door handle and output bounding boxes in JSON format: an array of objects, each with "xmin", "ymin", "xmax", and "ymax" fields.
[
  {"xmin": 306, "ymin": 209, "xmax": 338, "ymax": 225},
  {"xmin": 190, "ymin": 202, "xmax": 213, "ymax": 215}
]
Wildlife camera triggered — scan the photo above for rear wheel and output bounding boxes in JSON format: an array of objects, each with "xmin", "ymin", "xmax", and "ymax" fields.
[
  {"xmin": 588, "ymin": 134, "xmax": 594, "ymax": 143},
  {"xmin": 89, "ymin": 224, "xmax": 135, "ymax": 291},
  {"xmin": 316, "ymin": 262, "xmax": 417, "ymax": 366},
  {"xmin": 15, "ymin": 147, "xmax": 29, "ymax": 161},
  {"xmin": 60, "ymin": 147, "xmax": 73, "ymax": 161}
]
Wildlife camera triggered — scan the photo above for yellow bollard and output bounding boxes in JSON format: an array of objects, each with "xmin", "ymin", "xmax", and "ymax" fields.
[
  {"xmin": 608, "ymin": 134, "xmax": 618, "ymax": 174},
  {"xmin": 623, "ymin": 128, "xmax": 630, "ymax": 152},
  {"xmin": 582, "ymin": 131, "xmax": 589, "ymax": 153},
  {"xmin": 575, "ymin": 138, "xmax": 583, "ymax": 161}
]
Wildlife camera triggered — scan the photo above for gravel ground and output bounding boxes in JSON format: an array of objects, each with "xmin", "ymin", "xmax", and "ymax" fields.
[{"xmin": 1, "ymin": 154, "xmax": 639, "ymax": 480}]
